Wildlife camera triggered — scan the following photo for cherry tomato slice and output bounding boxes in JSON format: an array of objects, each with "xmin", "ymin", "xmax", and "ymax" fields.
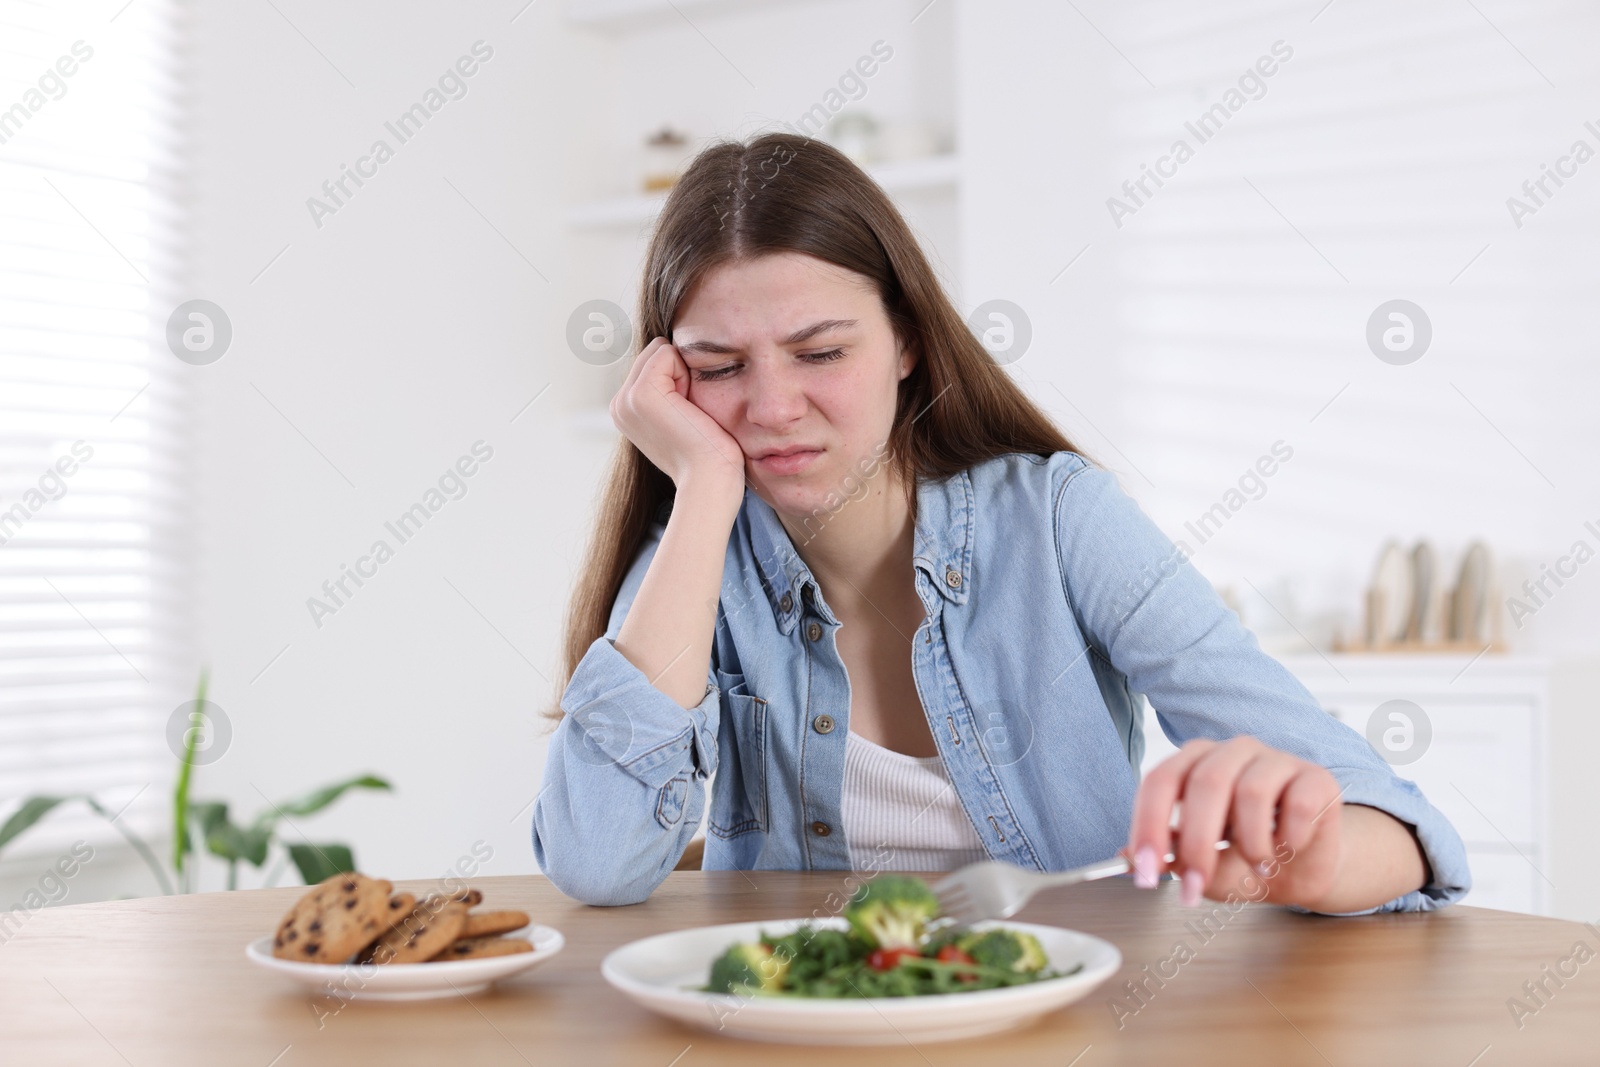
[
  {"xmin": 866, "ymin": 947, "xmax": 918, "ymax": 971},
  {"xmin": 935, "ymin": 944, "xmax": 979, "ymax": 980}
]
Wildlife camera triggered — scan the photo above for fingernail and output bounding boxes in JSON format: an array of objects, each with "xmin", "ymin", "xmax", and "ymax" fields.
[
  {"xmin": 1181, "ymin": 868, "xmax": 1205, "ymax": 907},
  {"xmin": 1133, "ymin": 846, "xmax": 1157, "ymax": 889}
]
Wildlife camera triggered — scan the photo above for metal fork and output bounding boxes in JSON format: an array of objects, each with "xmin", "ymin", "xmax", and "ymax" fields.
[{"xmin": 930, "ymin": 840, "xmax": 1233, "ymax": 925}]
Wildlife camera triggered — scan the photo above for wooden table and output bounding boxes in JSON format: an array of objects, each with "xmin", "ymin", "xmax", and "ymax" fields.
[{"xmin": 2, "ymin": 871, "xmax": 1595, "ymax": 1065}]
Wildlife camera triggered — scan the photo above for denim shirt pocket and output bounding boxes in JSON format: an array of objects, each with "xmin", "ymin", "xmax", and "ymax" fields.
[
  {"xmin": 654, "ymin": 774, "xmax": 691, "ymax": 829},
  {"xmin": 708, "ymin": 668, "xmax": 768, "ymax": 839}
]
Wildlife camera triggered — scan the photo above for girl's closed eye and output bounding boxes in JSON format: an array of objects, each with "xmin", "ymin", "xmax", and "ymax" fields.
[{"xmin": 692, "ymin": 348, "xmax": 846, "ymax": 382}]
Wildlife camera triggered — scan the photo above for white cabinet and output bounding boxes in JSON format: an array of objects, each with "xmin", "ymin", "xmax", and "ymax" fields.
[{"xmin": 1139, "ymin": 655, "xmax": 1551, "ymax": 915}]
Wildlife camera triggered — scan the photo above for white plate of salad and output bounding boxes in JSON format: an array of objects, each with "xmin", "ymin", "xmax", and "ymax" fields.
[{"xmin": 600, "ymin": 875, "xmax": 1121, "ymax": 1044}]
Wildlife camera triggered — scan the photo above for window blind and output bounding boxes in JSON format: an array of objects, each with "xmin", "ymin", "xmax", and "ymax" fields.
[{"xmin": 0, "ymin": 0, "xmax": 189, "ymax": 861}]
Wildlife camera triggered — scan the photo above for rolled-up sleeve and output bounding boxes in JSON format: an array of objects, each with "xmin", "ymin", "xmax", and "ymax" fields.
[
  {"xmin": 1053, "ymin": 455, "xmax": 1471, "ymax": 915},
  {"xmin": 532, "ymin": 521, "xmax": 723, "ymax": 906}
]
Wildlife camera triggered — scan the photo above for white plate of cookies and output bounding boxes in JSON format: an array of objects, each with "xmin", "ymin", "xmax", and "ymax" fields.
[{"xmin": 246, "ymin": 872, "xmax": 564, "ymax": 1000}]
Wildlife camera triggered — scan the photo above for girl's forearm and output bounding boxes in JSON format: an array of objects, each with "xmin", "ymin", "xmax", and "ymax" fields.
[
  {"xmin": 1301, "ymin": 803, "xmax": 1429, "ymax": 913},
  {"xmin": 613, "ymin": 478, "xmax": 743, "ymax": 709}
]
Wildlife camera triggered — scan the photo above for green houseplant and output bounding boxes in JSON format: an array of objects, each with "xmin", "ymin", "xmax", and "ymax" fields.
[{"xmin": 0, "ymin": 669, "xmax": 391, "ymax": 893}]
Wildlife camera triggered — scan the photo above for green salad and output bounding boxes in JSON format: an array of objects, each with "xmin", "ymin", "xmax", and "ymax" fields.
[{"xmin": 703, "ymin": 875, "xmax": 1081, "ymax": 998}]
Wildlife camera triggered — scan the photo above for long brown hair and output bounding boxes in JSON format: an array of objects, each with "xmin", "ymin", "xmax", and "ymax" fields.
[{"xmin": 548, "ymin": 132, "xmax": 1099, "ymax": 720}]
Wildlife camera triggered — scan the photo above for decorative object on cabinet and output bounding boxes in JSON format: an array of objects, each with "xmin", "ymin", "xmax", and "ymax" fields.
[
  {"xmin": 1337, "ymin": 538, "xmax": 1506, "ymax": 653},
  {"xmin": 825, "ymin": 110, "xmax": 880, "ymax": 165},
  {"xmin": 1408, "ymin": 539, "xmax": 1438, "ymax": 641},
  {"xmin": 1450, "ymin": 540, "xmax": 1493, "ymax": 643},
  {"xmin": 641, "ymin": 126, "xmax": 695, "ymax": 193},
  {"xmin": 877, "ymin": 117, "xmax": 944, "ymax": 163},
  {"xmin": 1366, "ymin": 539, "xmax": 1413, "ymax": 645}
]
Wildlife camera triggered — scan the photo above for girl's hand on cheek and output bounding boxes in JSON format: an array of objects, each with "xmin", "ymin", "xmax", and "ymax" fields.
[
  {"xmin": 1123, "ymin": 736, "xmax": 1346, "ymax": 910},
  {"xmin": 610, "ymin": 336, "xmax": 747, "ymax": 498}
]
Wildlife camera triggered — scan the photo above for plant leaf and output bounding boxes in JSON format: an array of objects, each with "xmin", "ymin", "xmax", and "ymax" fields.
[
  {"xmin": 190, "ymin": 800, "xmax": 234, "ymax": 860},
  {"xmin": 286, "ymin": 842, "xmax": 356, "ymax": 885},
  {"xmin": 84, "ymin": 797, "xmax": 176, "ymax": 896},
  {"xmin": 272, "ymin": 775, "xmax": 392, "ymax": 819},
  {"xmin": 172, "ymin": 668, "xmax": 209, "ymax": 874},
  {"xmin": 0, "ymin": 796, "xmax": 74, "ymax": 852},
  {"xmin": 192, "ymin": 801, "xmax": 273, "ymax": 867},
  {"xmin": 191, "ymin": 800, "xmax": 228, "ymax": 836},
  {"xmin": 234, "ymin": 825, "xmax": 273, "ymax": 867}
]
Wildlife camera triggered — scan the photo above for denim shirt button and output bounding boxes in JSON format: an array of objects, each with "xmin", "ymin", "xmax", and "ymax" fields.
[
  {"xmin": 780, "ymin": 592, "xmax": 793, "ymax": 614},
  {"xmin": 813, "ymin": 714, "xmax": 835, "ymax": 734},
  {"xmin": 806, "ymin": 621, "xmax": 823, "ymax": 641},
  {"xmin": 811, "ymin": 821, "xmax": 831, "ymax": 837},
  {"xmin": 945, "ymin": 568, "xmax": 963, "ymax": 589}
]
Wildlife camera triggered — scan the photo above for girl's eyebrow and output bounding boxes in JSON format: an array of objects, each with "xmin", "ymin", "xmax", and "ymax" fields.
[{"xmin": 674, "ymin": 318, "xmax": 859, "ymax": 356}]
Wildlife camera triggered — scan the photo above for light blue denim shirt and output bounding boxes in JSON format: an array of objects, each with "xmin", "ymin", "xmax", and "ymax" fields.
[{"xmin": 533, "ymin": 451, "xmax": 1471, "ymax": 913}]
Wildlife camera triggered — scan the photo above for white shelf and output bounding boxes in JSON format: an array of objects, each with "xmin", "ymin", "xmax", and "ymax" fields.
[
  {"xmin": 567, "ymin": 152, "xmax": 960, "ymax": 229},
  {"xmin": 865, "ymin": 152, "xmax": 962, "ymax": 192},
  {"xmin": 565, "ymin": 0, "xmax": 816, "ymax": 34}
]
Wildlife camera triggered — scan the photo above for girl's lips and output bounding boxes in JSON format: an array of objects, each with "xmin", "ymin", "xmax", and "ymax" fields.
[{"xmin": 753, "ymin": 449, "xmax": 822, "ymax": 476}]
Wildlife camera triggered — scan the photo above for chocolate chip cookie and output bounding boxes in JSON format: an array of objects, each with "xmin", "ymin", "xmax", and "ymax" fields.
[
  {"xmin": 271, "ymin": 874, "xmax": 411, "ymax": 963},
  {"xmin": 459, "ymin": 909, "xmax": 529, "ymax": 939},
  {"xmin": 426, "ymin": 887, "xmax": 482, "ymax": 909},
  {"xmin": 363, "ymin": 897, "xmax": 467, "ymax": 965},
  {"xmin": 428, "ymin": 936, "xmax": 534, "ymax": 962}
]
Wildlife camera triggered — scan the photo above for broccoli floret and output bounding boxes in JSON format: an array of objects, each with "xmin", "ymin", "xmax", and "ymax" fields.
[
  {"xmin": 957, "ymin": 929, "xmax": 1048, "ymax": 974},
  {"xmin": 843, "ymin": 875, "xmax": 940, "ymax": 950},
  {"xmin": 761, "ymin": 926, "xmax": 859, "ymax": 985},
  {"xmin": 707, "ymin": 941, "xmax": 790, "ymax": 994}
]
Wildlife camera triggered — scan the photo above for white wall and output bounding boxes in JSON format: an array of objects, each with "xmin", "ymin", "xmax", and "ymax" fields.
[{"xmin": 175, "ymin": 0, "xmax": 608, "ymax": 889}]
